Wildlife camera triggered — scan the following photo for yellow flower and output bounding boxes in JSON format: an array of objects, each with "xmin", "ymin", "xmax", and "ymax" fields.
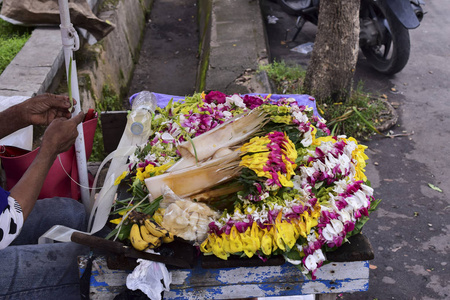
[
  {"xmin": 221, "ymin": 232, "xmax": 232, "ymax": 254},
  {"xmin": 240, "ymin": 136, "xmax": 270, "ymax": 153},
  {"xmin": 310, "ymin": 126, "xmax": 320, "ymax": 146},
  {"xmin": 240, "ymin": 152, "xmax": 271, "ymax": 178},
  {"xmin": 347, "ymin": 137, "xmax": 369, "ymax": 182},
  {"xmin": 109, "ymin": 217, "xmax": 122, "ymax": 224},
  {"xmin": 114, "ymin": 171, "xmax": 128, "ymax": 186},
  {"xmin": 278, "ymin": 172, "xmax": 294, "ymax": 188},
  {"xmin": 260, "ymin": 228, "xmax": 273, "ymax": 256},
  {"xmin": 136, "ymin": 167, "xmax": 145, "ymax": 182},
  {"xmin": 283, "ymin": 135, "xmax": 298, "ymax": 163},
  {"xmin": 314, "ymin": 135, "xmax": 334, "ymax": 146},
  {"xmin": 153, "ymin": 161, "xmax": 174, "ymax": 176},
  {"xmin": 240, "ymin": 228, "xmax": 256, "ymax": 258},
  {"xmin": 212, "ymin": 235, "xmax": 229, "ymax": 260},
  {"xmin": 200, "ymin": 233, "xmax": 215, "ymax": 253},
  {"xmin": 229, "ymin": 226, "xmax": 244, "ymax": 253},
  {"xmin": 136, "ymin": 162, "xmax": 174, "ymax": 182}
]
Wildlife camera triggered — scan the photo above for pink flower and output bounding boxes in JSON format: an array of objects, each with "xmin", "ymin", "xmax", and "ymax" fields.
[
  {"xmin": 205, "ymin": 91, "xmax": 227, "ymax": 104},
  {"xmin": 243, "ymin": 95, "xmax": 264, "ymax": 109}
]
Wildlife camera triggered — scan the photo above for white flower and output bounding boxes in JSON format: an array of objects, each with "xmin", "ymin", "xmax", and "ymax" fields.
[
  {"xmin": 286, "ymin": 97, "xmax": 296, "ymax": 103},
  {"xmin": 338, "ymin": 209, "xmax": 352, "ymax": 223},
  {"xmin": 223, "ymin": 111, "xmax": 233, "ymax": 118},
  {"xmin": 292, "ymin": 110, "xmax": 309, "ymax": 124},
  {"xmin": 322, "ymin": 223, "xmax": 337, "ymax": 241},
  {"xmin": 304, "ymin": 249, "xmax": 326, "ymax": 271},
  {"xmin": 226, "ymin": 94, "xmax": 246, "ymax": 108},
  {"xmin": 330, "ymin": 219, "xmax": 344, "ymax": 234},
  {"xmin": 301, "ymin": 130, "xmax": 313, "ymax": 147},
  {"xmin": 128, "ymin": 153, "xmax": 139, "ymax": 165},
  {"xmin": 161, "ymin": 132, "xmax": 175, "ymax": 141},
  {"xmin": 361, "ymin": 184, "xmax": 374, "ymax": 197}
]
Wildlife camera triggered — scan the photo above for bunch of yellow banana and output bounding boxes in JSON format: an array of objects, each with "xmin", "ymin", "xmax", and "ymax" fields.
[
  {"xmin": 129, "ymin": 223, "xmax": 161, "ymax": 251},
  {"xmin": 129, "ymin": 219, "xmax": 175, "ymax": 251},
  {"xmin": 144, "ymin": 219, "xmax": 175, "ymax": 244},
  {"xmin": 200, "ymin": 210, "xmax": 321, "ymax": 259},
  {"xmin": 152, "ymin": 208, "xmax": 165, "ymax": 225}
]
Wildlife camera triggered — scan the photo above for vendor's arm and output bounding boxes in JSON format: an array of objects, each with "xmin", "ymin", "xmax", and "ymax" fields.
[
  {"xmin": 0, "ymin": 93, "xmax": 73, "ymax": 139},
  {"xmin": 9, "ymin": 112, "xmax": 84, "ymax": 221}
]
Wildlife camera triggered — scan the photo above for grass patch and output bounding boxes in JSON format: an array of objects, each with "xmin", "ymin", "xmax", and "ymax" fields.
[
  {"xmin": 260, "ymin": 61, "xmax": 389, "ymax": 140},
  {"xmin": 0, "ymin": 18, "xmax": 33, "ymax": 74},
  {"xmin": 259, "ymin": 60, "xmax": 305, "ymax": 94}
]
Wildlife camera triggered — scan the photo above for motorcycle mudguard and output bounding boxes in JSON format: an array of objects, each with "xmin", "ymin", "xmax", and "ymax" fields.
[{"xmin": 385, "ymin": 0, "xmax": 420, "ymax": 29}]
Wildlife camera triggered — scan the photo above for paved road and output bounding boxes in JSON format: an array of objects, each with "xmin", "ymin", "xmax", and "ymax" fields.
[{"xmin": 263, "ymin": 0, "xmax": 450, "ymax": 299}]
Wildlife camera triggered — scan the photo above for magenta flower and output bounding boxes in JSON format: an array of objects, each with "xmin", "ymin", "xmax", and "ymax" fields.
[
  {"xmin": 243, "ymin": 95, "xmax": 264, "ymax": 109},
  {"xmin": 205, "ymin": 91, "xmax": 227, "ymax": 104}
]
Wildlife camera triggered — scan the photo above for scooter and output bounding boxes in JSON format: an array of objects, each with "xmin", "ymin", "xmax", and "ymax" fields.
[{"xmin": 277, "ymin": 0, "xmax": 425, "ymax": 75}]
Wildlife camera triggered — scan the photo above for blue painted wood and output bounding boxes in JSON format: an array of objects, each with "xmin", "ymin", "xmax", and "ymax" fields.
[
  {"xmin": 78, "ymin": 256, "xmax": 369, "ymax": 300},
  {"xmin": 166, "ymin": 260, "xmax": 369, "ymax": 299}
]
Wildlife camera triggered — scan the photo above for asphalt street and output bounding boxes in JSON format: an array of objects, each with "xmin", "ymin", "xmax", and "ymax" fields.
[
  {"xmin": 264, "ymin": 0, "xmax": 450, "ymax": 299},
  {"xmin": 264, "ymin": 1, "xmax": 450, "ymax": 299}
]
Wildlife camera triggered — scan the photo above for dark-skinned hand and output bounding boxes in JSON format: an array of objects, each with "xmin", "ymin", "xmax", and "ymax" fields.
[
  {"xmin": 39, "ymin": 111, "xmax": 85, "ymax": 158},
  {"xmin": 19, "ymin": 93, "xmax": 77, "ymax": 126}
]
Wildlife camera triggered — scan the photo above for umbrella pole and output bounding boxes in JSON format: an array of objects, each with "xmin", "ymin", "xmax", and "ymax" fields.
[{"xmin": 58, "ymin": 0, "xmax": 90, "ymax": 211}]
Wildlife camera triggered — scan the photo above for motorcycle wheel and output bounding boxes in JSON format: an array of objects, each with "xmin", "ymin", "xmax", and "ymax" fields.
[
  {"xmin": 360, "ymin": 0, "xmax": 411, "ymax": 75},
  {"xmin": 277, "ymin": 0, "xmax": 312, "ymax": 16}
]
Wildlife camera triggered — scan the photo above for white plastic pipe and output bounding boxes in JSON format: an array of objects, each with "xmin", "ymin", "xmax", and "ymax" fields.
[{"xmin": 58, "ymin": 0, "xmax": 90, "ymax": 211}]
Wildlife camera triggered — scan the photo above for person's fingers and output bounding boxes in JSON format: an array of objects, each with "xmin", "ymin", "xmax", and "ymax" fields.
[
  {"xmin": 39, "ymin": 93, "xmax": 71, "ymax": 109},
  {"xmin": 71, "ymin": 111, "xmax": 85, "ymax": 125}
]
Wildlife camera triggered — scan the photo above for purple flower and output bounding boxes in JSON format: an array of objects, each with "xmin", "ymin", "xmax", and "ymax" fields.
[
  {"xmin": 205, "ymin": 91, "xmax": 227, "ymax": 104},
  {"xmin": 235, "ymin": 221, "xmax": 250, "ymax": 233},
  {"xmin": 243, "ymin": 95, "xmax": 264, "ymax": 109},
  {"xmin": 292, "ymin": 205, "xmax": 306, "ymax": 214},
  {"xmin": 344, "ymin": 221, "xmax": 355, "ymax": 233}
]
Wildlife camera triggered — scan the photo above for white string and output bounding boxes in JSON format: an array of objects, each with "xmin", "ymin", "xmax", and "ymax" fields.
[{"xmin": 57, "ymin": 154, "xmax": 103, "ymax": 190}]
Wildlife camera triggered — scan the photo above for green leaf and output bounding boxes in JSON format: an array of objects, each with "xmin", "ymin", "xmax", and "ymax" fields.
[
  {"xmin": 142, "ymin": 195, "xmax": 163, "ymax": 215},
  {"xmin": 428, "ymin": 183, "xmax": 443, "ymax": 193},
  {"xmin": 68, "ymin": 56, "xmax": 73, "ymax": 112},
  {"xmin": 352, "ymin": 106, "xmax": 384, "ymax": 136},
  {"xmin": 185, "ymin": 135, "xmax": 199, "ymax": 163}
]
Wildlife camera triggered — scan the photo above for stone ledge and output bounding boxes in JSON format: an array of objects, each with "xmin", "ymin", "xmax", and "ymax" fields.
[{"xmin": 0, "ymin": 28, "xmax": 64, "ymax": 98}]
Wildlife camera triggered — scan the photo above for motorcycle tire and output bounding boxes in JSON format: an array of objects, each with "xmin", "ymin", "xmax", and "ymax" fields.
[
  {"xmin": 360, "ymin": 0, "xmax": 411, "ymax": 75},
  {"xmin": 277, "ymin": 0, "xmax": 312, "ymax": 16}
]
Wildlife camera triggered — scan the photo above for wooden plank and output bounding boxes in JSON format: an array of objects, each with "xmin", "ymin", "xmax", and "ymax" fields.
[
  {"xmin": 166, "ymin": 261, "xmax": 369, "ymax": 299},
  {"xmin": 78, "ymin": 256, "xmax": 129, "ymax": 300},
  {"xmin": 79, "ymin": 256, "xmax": 369, "ymax": 300}
]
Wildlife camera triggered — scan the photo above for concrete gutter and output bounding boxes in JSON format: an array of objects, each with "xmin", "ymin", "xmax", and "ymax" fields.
[
  {"xmin": 0, "ymin": 0, "xmax": 272, "ymax": 107},
  {"xmin": 201, "ymin": 0, "xmax": 273, "ymax": 94}
]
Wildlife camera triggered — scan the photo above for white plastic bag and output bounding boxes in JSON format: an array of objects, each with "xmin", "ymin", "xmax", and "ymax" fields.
[
  {"xmin": 291, "ymin": 42, "xmax": 314, "ymax": 54},
  {"xmin": 126, "ymin": 256, "xmax": 172, "ymax": 300},
  {"xmin": 0, "ymin": 96, "xmax": 33, "ymax": 150}
]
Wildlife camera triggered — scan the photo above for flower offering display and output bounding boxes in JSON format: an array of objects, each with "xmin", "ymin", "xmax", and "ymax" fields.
[{"xmin": 110, "ymin": 91, "xmax": 380, "ymax": 279}]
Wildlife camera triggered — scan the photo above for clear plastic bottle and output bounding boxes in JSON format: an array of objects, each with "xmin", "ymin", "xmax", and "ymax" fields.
[{"xmin": 128, "ymin": 91, "xmax": 157, "ymax": 137}]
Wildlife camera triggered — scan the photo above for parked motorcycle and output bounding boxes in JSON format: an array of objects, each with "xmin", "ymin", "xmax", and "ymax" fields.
[{"xmin": 277, "ymin": 0, "xmax": 424, "ymax": 75}]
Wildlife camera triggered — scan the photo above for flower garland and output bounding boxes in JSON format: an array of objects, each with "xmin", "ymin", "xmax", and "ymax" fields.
[{"xmin": 112, "ymin": 91, "xmax": 379, "ymax": 279}]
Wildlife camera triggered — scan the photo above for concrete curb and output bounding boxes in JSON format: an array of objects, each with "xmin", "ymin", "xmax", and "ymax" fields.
[{"xmin": 0, "ymin": 28, "xmax": 64, "ymax": 98}]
